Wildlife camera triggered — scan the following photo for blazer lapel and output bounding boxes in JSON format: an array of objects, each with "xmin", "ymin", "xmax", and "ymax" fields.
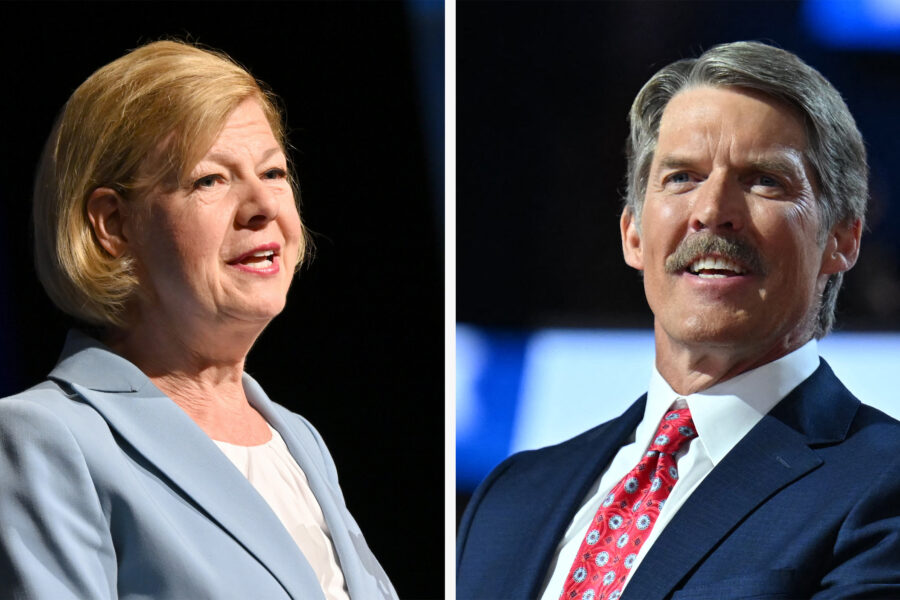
[
  {"xmin": 246, "ymin": 376, "xmax": 396, "ymax": 599},
  {"xmin": 48, "ymin": 332, "xmax": 324, "ymax": 600},
  {"xmin": 623, "ymin": 361, "xmax": 859, "ymax": 599}
]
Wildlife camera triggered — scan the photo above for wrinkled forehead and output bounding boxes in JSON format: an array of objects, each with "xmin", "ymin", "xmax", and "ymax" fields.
[
  {"xmin": 136, "ymin": 97, "xmax": 285, "ymax": 191},
  {"xmin": 658, "ymin": 86, "xmax": 808, "ymax": 151},
  {"xmin": 652, "ymin": 86, "xmax": 818, "ymax": 187}
]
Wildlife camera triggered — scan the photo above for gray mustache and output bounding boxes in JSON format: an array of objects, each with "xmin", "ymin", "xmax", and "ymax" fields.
[{"xmin": 664, "ymin": 233, "xmax": 766, "ymax": 275}]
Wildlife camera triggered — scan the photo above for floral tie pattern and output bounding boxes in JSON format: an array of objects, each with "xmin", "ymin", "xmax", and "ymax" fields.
[{"xmin": 560, "ymin": 408, "xmax": 697, "ymax": 600}]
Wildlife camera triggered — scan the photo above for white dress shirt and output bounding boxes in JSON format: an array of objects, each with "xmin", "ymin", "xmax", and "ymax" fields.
[
  {"xmin": 538, "ymin": 340, "xmax": 820, "ymax": 599},
  {"xmin": 215, "ymin": 426, "xmax": 350, "ymax": 600}
]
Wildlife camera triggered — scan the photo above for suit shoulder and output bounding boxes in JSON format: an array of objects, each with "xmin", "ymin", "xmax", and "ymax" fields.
[
  {"xmin": 468, "ymin": 408, "xmax": 637, "ymax": 511},
  {"xmin": 848, "ymin": 401, "xmax": 900, "ymax": 452},
  {"xmin": 498, "ymin": 413, "xmax": 632, "ymax": 472},
  {"xmin": 853, "ymin": 400, "xmax": 900, "ymax": 427}
]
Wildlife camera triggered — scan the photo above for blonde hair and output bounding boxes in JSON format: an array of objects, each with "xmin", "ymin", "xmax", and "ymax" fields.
[{"xmin": 34, "ymin": 39, "xmax": 306, "ymax": 328}]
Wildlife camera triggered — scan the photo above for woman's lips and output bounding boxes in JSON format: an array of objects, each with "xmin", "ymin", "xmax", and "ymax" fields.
[{"xmin": 227, "ymin": 243, "xmax": 281, "ymax": 274}]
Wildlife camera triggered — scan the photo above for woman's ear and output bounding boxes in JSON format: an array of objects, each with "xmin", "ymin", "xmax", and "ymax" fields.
[{"xmin": 86, "ymin": 187, "xmax": 129, "ymax": 258}]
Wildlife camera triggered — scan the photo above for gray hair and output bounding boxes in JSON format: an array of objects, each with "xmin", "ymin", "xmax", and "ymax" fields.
[{"xmin": 624, "ymin": 41, "xmax": 868, "ymax": 338}]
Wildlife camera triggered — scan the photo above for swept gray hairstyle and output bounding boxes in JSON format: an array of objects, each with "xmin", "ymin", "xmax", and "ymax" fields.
[{"xmin": 624, "ymin": 41, "xmax": 868, "ymax": 339}]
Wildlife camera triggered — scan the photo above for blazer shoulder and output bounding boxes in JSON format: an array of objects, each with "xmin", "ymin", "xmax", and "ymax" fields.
[
  {"xmin": 0, "ymin": 382, "xmax": 118, "ymax": 598},
  {"xmin": 0, "ymin": 380, "xmax": 109, "ymax": 436}
]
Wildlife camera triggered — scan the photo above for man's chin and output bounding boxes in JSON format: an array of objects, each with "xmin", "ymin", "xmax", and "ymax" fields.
[{"xmin": 658, "ymin": 312, "xmax": 760, "ymax": 348}]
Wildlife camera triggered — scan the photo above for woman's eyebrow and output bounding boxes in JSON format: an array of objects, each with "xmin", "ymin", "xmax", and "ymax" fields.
[{"xmin": 197, "ymin": 146, "xmax": 285, "ymax": 167}]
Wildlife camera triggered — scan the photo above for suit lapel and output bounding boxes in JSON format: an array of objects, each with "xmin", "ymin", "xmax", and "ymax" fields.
[
  {"xmin": 623, "ymin": 415, "xmax": 821, "ymax": 598},
  {"xmin": 623, "ymin": 361, "xmax": 859, "ymax": 599},
  {"xmin": 48, "ymin": 332, "xmax": 324, "ymax": 600},
  {"xmin": 507, "ymin": 398, "xmax": 647, "ymax": 597}
]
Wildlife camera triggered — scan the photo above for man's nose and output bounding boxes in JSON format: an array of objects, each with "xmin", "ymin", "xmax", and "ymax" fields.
[{"xmin": 689, "ymin": 174, "xmax": 746, "ymax": 233}]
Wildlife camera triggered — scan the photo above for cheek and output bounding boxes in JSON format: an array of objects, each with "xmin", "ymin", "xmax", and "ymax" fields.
[
  {"xmin": 285, "ymin": 205, "xmax": 303, "ymax": 240},
  {"xmin": 150, "ymin": 213, "xmax": 223, "ymax": 280},
  {"xmin": 282, "ymin": 206, "xmax": 304, "ymax": 259},
  {"xmin": 639, "ymin": 231, "xmax": 678, "ymax": 274}
]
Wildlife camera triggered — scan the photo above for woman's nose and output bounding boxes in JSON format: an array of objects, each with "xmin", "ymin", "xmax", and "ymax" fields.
[{"xmin": 235, "ymin": 179, "xmax": 280, "ymax": 229}]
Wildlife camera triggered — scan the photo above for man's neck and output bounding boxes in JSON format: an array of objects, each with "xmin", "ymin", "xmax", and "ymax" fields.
[{"xmin": 654, "ymin": 326, "xmax": 814, "ymax": 395}]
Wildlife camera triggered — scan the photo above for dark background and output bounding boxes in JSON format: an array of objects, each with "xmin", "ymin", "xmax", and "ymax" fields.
[
  {"xmin": 0, "ymin": 2, "xmax": 443, "ymax": 597},
  {"xmin": 457, "ymin": 1, "xmax": 900, "ymax": 514}
]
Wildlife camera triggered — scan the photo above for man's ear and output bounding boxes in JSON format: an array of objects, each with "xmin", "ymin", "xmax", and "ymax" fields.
[
  {"xmin": 621, "ymin": 207, "xmax": 644, "ymax": 271},
  {"xmin": 86, "ymin": 187, "xmax": 129, "ymax": 258},
  {"xmin": 820, "ymin": 217, "xmax": 862, "ymax": 275}
]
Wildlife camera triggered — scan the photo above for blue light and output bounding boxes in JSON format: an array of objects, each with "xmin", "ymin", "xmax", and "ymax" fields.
[
  {"xmin": 456, "ymin": 325, "xmax": 900, "ymax": 492},
  {"xmin": 455, "ymin": 325, "xmax": 529, "ymax": 490},
  {"xmin": 805, "ymin": 0, "xmax": 900, "ymax": 49}
]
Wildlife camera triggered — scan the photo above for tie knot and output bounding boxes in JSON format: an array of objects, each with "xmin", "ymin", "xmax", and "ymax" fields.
[{"xmin": 650, "ymin": 408, "xmax": 697, "ymax": 453}]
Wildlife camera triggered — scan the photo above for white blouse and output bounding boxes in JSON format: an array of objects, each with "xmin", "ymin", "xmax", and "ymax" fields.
[{"xmin": 214, "ymin": 426, "xmax": 350, "ymax": 600}]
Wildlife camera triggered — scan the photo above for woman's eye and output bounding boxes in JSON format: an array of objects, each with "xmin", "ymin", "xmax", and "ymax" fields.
[
  {"xmin": 263, "ymin": 168, "xmax": 287, "ymax": 180},
  {"xmin": 193, "ymin": 174, "xmax": 220, "ymax": 189}
]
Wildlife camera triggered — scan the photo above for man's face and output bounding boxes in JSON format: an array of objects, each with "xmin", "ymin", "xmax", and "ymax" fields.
[{"xmin": 621, "ymin": 86, "xmax": 858, "ymax": 362}]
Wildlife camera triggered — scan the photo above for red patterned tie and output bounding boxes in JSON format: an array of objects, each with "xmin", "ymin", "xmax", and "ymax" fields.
[{"xmin": 560, "ymin": 407, "xmax": 697, "ymax": 600}]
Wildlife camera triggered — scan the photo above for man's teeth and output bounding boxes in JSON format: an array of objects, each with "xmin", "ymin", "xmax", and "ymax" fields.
[{"xmin": 688, "ymin": 256, "xmax": 746, "ymax": 278}]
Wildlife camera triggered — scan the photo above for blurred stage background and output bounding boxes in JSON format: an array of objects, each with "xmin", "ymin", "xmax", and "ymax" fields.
[
  {"xmin": 457, "ymin": 0, "xmax": 900, "ymax": 519},
  {"xmin": 0, "ymin": 1, "xmax": 443, "ymax": 597}
]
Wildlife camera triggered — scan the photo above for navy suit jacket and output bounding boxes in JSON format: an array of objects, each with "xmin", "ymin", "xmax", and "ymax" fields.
[
  {"xmin": 0, "ymin": 331, "xmax": 397, "ymax": 599},
  {"xmin": 457, "ymin": 360, "xmax": 900, "ymax": 599}
]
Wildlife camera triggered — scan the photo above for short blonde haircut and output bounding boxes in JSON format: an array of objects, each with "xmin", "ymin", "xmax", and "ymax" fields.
[{"xmin": 34, "ymin": 39, "xmax": 306, "ymax": 328}]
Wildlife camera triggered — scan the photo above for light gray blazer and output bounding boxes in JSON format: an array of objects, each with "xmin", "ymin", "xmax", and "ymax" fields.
[{"xmin": 0, "ymin": 330, "xmax": 397, "ymax": 599}]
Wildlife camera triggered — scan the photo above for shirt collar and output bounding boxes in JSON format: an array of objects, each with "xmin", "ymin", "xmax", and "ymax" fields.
[{"xmin": 644, "ymin": 340, "xmax": 820, "ymax": 465}]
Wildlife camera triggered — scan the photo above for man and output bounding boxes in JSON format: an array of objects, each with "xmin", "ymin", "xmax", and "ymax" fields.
[{"xmin": 457, "ymin": 41, "xmax": 900, "ymax": 599}]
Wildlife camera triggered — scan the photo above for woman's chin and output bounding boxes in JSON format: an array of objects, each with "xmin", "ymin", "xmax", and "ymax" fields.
[{"xmin": 224, "ymin": 298, "xmax": 288, "ymax": 327}]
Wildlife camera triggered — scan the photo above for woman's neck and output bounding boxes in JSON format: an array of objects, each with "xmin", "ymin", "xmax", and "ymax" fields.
[{"xmin": 105, "ymin": 318, "xmax": 271, "ymax": 445}]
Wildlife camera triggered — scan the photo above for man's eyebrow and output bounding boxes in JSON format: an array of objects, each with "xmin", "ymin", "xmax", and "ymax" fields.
[
  {"xmin": 655, "ymin": 155, "xmax": 695, "ymax": 171},
  {"xmin": 654, "ymin": 154, "xmax": 806, "ymax": 177},
  {"xmin": 749, "ymin": 156, "xmax": 805, "ymax": 177}
]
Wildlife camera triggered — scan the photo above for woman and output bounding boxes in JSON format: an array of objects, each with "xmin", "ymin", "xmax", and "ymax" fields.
[{"xmin": 0, "ymin": 40, "xmax": 397, "ymax": 599}]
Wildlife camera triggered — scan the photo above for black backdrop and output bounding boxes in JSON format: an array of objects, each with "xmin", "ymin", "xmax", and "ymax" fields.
[{"xmin": 0, "ymin": 2, "xmax": 443, "ymax": 597}]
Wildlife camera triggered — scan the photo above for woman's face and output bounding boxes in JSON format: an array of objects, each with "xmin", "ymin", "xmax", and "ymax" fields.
[{"xmin": 125, "ymin": 99, "xmax": 303, "ymax": 336}]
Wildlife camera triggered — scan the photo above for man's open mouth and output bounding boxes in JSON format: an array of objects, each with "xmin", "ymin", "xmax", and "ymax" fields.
[{"xmin": 686, "ymin": 256, "xmax": 747, "ymax": 279}]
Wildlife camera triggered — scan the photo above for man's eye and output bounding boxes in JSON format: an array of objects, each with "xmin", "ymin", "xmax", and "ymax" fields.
[
  {"xmin": 757, "ymin": 174, "xmax": 780, "ymax": 187},
  {"xmin": 668, "ymin": 172, "xmax": 692, "ymax": 184}
]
